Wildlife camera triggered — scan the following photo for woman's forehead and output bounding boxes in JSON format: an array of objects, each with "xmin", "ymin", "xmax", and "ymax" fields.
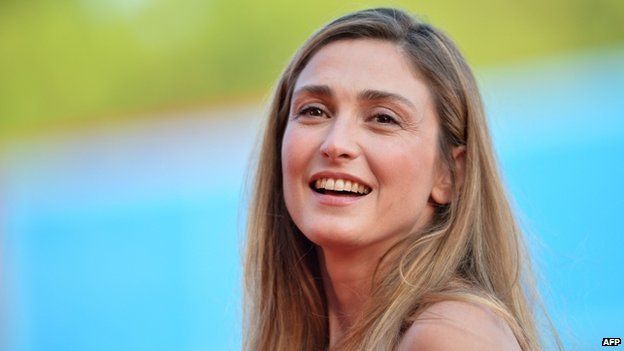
[{"xmin": 293, "ymin": 39, "xmax": 432, "ymax": 107}]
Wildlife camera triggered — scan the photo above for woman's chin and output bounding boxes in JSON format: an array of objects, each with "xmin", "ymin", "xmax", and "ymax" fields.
[{"xmin": 301, "ymin": 225, "xmax": 366, "ymax": 251}]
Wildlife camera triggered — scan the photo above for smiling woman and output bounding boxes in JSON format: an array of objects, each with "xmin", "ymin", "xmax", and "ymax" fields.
[
  {"xmin": 283, "ymin": 39, "xmax": 453, "ymax": 255},
  {"xmin": 244, "ymin": 7, "xmax": 559, "ymax": 351}
]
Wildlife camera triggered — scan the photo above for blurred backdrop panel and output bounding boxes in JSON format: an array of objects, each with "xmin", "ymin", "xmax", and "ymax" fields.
[{"xmin": 1, "ymin": 1, "xmax": 623, "ymax": 350}]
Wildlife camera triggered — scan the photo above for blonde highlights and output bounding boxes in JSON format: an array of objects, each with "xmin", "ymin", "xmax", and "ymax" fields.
[{"xmin": 244, "ymin": 7, "xmax": 557, "ymax": 351}]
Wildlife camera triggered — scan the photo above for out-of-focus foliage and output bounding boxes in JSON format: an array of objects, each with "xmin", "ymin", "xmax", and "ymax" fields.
[{"xmin": 1, "ymin": 0, "xmax": 623, "ymax": 137}]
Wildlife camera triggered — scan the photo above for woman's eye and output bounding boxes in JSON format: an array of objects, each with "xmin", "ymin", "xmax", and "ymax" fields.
[
  {"xmin": 298, "ymin": 106, "xmax": 326, "ymax": 118},
  {"xmin": 372, "ymin": 114, "xmax": 399, "ymax": 125}
]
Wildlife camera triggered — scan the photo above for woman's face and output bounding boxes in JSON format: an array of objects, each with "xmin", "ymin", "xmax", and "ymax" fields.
[{"xmin": 281, "ymin": 39, "xmax": 449, "ymax": 252}]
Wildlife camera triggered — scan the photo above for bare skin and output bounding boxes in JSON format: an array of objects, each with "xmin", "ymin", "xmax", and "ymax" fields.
[{"xmin": 397, "ymin": 301, "xmax": 522, "ymax": 351}]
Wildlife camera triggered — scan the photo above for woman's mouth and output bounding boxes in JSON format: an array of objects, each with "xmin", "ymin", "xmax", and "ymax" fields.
[{"xmin": 309, "ymin": 178, "xmax": 371, "ymax": 197}]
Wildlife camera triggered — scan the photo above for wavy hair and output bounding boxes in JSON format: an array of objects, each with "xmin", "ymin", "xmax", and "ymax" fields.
[{"xmin": 244, "ymin": 7, "xmax": 559, "ymax": 351}]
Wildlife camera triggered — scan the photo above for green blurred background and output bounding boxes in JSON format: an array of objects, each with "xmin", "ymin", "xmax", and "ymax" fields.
[{"xmin": 1, "ymin": 0, "xmax": 622, "ymax": 139}]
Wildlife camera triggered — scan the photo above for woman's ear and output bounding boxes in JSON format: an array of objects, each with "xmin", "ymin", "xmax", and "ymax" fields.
[{"xmin": 431, "ymin": 146, "xmax": 466, "ymax": 205}]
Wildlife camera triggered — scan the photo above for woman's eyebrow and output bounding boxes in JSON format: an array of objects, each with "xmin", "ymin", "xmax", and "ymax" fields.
[
  {"xmin": 357, "ymin": 89, "xmax": 417, "ymax": 111},
  {"xmin": 292, "ymin": 84, "xmax": 333, "ymax": 99},
  {"xmin": 291, "ymin": 86, "xmax": 417, "ymax": 112}
]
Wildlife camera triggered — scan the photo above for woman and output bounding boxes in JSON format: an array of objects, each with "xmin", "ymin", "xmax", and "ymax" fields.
[{"xmin": 244, "ymin": 7, "xmax": 558, "ymax": 351}]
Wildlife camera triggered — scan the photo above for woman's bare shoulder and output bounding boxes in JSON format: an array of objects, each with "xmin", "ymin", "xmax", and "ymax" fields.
[{"xmin": 396, "ymin": 300, "xmax": 522, "ymax": 351}]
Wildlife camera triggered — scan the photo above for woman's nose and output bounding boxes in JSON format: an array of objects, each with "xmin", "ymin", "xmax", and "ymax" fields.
[{"xmin": 319, "ymin": 116, "xmax": 360, "ymax": 161}]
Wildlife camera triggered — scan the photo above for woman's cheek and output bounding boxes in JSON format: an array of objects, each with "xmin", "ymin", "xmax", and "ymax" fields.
[
  {"xmin": 281, "ymin": 126, "xmax": 310, "ymax": 197},
  {"xmin": 282, "ymin": 129, "xmax": 303, "ymax": 172}
]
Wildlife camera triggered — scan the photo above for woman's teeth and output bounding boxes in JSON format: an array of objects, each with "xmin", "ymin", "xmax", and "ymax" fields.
[{"xmin": 314, "ymin": 178, "xmax": 371, "ymax": 195}]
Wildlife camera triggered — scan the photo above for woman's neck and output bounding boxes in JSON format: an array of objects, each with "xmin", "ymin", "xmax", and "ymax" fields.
[{"xmin": 318, "ymin": 246, "xmax": 383, "ymax": 347}]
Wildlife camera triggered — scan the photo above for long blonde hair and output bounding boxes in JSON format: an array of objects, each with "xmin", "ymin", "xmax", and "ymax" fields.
[{"xmin": 244, "ymin": 7, "xmax": 558, "ymax": 351}]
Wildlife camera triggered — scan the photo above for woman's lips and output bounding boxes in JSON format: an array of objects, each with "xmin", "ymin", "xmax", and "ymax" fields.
[
  {"xmin": 310, "ymin": 187, "xmax": 367, "ymax": 207},
  {"xmin": 309, "ymin": 171, "xmax": 372, "ymax": 193}
]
